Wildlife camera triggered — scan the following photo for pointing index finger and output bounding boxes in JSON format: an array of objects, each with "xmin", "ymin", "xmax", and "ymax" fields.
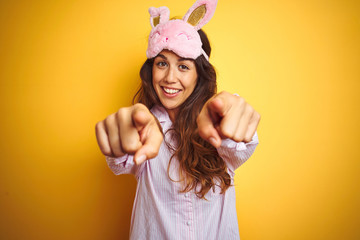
[
  {"xmin": 132, "ymin": 104, "xmax": 153, "ymax": 132},
  {"xmin": 134, "ymin": 123, "xmax": 163, "ymax": 164},
  {"xmin": 208, "ymin": 94, "xmax": 230, "ymax": 118},
  {"xmin": 197, "ymin": 101, "xmax": 222, "ymax": 148}
]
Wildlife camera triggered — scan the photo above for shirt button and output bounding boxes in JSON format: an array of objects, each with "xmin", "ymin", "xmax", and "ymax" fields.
[
  {"xmin": 186, "ymin": 221, "xmax": 191, "ymax": 226},
  {"xmin": 185, "ymin": 193, "xmax": 189, "ymax": 198}
]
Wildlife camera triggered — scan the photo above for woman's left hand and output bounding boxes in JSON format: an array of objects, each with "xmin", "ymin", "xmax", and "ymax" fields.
[{"xmin": 197, "ymin": 91, "xmax": 261, "ymax": 148}]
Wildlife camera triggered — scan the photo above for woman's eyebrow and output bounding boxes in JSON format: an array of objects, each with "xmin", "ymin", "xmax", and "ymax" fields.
[
  {"xmin": 178, "ymin": 58, "xmax": 193, "ymax": 62},
  {"xmin": 157, "ymin": 54, "xmax": 167, "ymax": 60},
  {"xmin": 156, "ymin": 54, "xmax": 192, "ymax": 62}
]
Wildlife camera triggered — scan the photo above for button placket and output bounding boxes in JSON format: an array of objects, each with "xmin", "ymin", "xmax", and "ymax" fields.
[{"xmin": 184, "ymin": 192, "xmax": 193, "ymax": 230}]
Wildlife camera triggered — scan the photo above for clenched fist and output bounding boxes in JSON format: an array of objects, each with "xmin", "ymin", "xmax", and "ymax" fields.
[{"xmin": 95, "ymin": 103, "xmax": 163, "ymax": 165}]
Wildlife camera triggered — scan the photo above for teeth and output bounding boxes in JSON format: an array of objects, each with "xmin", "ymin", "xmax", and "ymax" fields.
[{"xmin": 163, "ymin": 87, "xmax": 180, "ymax": 94}]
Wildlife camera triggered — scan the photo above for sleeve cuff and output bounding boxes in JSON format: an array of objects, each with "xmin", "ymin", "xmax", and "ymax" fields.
[
  {"xmin": 220, "ymin": 131, "xmax": 259, "ymax": 151},
  {"xmin": 106, "ymin": 154, "xmax": 129, "ymax": 165}
]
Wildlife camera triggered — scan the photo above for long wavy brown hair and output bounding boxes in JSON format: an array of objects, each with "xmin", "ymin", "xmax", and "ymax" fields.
[{"xmin": 133, "ymin": 29, "xmax": 232, "ymax": 199}]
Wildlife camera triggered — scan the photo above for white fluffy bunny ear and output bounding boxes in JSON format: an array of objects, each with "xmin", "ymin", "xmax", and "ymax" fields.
[
  {"xmin": 149, "ymin": 6, "xmax": 170, "ymax": 28},
  {"xmin": 183, "ymin": 0, "xmax": 218, "ymax": 30}
]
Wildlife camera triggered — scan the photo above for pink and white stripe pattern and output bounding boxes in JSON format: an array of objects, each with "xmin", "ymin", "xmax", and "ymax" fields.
[{"xmin": 106, "ymin": 105, "xmax": 259, "ymax": 240}]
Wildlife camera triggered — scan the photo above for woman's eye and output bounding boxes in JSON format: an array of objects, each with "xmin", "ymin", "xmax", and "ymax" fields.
[
  {"xmin": 156, "ymin": 61, "xmax": 167, "ymax": 67},
  {"xmin": 179, "ymin": 65, "xmax": 189, "ymax": 70}
]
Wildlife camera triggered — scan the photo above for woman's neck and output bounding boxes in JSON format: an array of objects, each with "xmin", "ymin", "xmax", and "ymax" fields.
[{"xmin": 167, "ymin": 108, "xmax": 178, "ymax": 123}]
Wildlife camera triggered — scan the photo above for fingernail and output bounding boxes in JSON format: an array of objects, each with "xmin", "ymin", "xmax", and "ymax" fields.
[
  {"xmin": 135, "ymin": 154, "xmax": 146, "ymax": 164},
  {"xmin": 209, "ymin": 137, "xmax": 217, "ymax": 147}
]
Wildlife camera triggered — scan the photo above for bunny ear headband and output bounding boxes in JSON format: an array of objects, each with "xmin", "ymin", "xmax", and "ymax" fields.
[{"xmin": 146, "ymin": 0, "xmax": 218, "ymax": 61}]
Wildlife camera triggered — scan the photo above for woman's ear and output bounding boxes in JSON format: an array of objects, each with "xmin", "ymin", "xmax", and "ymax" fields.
[
  {"xmin": 149, "ymin": 6, "xmax": 170, "ymax": 28},
  {"xmin": 183, "ymin": 0, "xmax": 218, "ymax": 30}
]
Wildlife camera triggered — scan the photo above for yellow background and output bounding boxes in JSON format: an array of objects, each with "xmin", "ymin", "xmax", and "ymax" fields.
[{"xmin": 0, "ymin": 0, "xmax": 359, "ymax": 239}]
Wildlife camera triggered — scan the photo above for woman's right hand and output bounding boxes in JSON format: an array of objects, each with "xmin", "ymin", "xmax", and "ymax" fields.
[{"xmin": 95, "ymin": 103, "xmax": 163, "ymax": 165}]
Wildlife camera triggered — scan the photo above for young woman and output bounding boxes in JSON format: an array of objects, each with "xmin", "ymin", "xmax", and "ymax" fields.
[{"xmin": 95, "ymin": 1, "xmax": 260, "ymax": 239}]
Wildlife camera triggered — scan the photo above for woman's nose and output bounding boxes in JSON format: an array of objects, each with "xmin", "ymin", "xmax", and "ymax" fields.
[{"xmin": 164, "ymin": 67, "xmax": 177, "ymax": 83}]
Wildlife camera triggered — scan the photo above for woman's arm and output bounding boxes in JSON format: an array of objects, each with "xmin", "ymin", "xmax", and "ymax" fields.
[
  {"xmin": 105, "ymin": 154, "xmax": 143, "ymax": 177},
  {"xmin": 216, "ymin": 131, "xmax": 259, "ymax": 174}
]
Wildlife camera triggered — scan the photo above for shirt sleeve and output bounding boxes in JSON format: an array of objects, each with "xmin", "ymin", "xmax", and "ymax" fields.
[
  {"xmin": 105, "ymin": 154, "xmax": 143, "ymax": 178},
  {"xmin": 217, "ymin": 131, "xmax": 259, "ymax": 175}
]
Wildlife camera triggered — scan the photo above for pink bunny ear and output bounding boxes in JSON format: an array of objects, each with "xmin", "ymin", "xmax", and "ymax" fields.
[
  {"xmin": 183, "ymin": 0, "xmax": 218, "ymax": 30},
  {"xmin": 149, "ymin": 7, "xmax": 170, "ymax": 28}
]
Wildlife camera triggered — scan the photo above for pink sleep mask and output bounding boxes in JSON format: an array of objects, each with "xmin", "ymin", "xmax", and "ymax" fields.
[{"xmin": 146, "ymin": 0, "xmax": 218, "ymax": 61}]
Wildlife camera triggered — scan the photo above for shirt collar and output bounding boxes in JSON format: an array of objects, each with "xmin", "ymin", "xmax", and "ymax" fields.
[{"xmin": 150, "ymin": 105, "xmax": 171, "ymax": 124}]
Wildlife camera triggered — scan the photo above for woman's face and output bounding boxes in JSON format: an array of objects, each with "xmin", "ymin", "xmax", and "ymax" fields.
[{"xmin": 152, "ymin": 50, "xmax": 198, "ymax": 120}]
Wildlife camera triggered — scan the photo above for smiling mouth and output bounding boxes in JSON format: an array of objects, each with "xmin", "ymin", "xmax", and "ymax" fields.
[{"xmin": 162, "ymin": 87, "xmax": 181, "ymax": 94}]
